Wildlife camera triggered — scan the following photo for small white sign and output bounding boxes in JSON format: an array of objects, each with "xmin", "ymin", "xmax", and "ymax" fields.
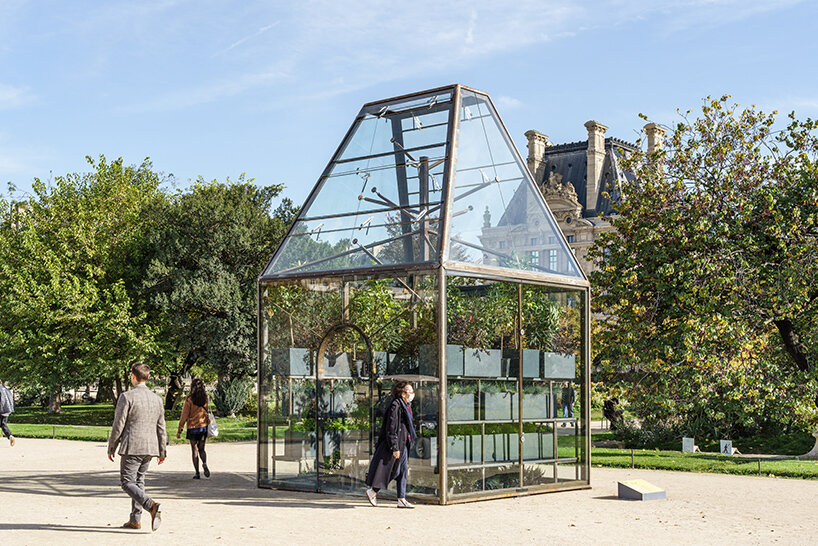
[
  {"xmin": 682, "ymin": 437, "xmax": 698, "ymax": 453},
  {"xmin": 720, "ymin": 440, "xmax": 737, "ymax": 456}
]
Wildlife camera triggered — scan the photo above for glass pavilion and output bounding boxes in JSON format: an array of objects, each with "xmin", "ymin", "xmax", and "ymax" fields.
[{"xmin": 257, "ymin": 85, "xmax": 591, "ymax": 504}]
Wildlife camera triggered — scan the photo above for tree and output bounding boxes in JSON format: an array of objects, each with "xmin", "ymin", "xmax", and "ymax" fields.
[
  {"xmin": 143, "ymin": 177, "xmax": 296, "ymax": 409},
  {"xmin": 0, "ymin": 156, "xmax": 165, "ymax": 411},
  {"xmin": 590, "ymin": 97, "xmax": 818, "ymax": 436}
]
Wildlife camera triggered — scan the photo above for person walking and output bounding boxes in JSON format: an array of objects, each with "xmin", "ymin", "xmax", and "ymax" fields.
[
  {"xmin": 0, "ymin": 382, "xmax": 15, "ymax": 447},
  {"xmin": 176, "ymin": 378, "xmax": 211, "ymax": 479},
  {"xmin": 561, "ymin": 382, "xmax": 575, "ymax": 426},
  {"xmin": 365, "ymin": 381, "xmax": 417, "ymax": 509},
  {"xmin": 107, "ymin": 363, "xmax": 167, "ymax": 532}
]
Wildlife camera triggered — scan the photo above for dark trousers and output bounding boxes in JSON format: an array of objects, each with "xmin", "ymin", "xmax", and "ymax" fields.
[
  {"xmin": 373, "ymin": 448, "xmax": 409, "ymax": 498},
  {"xmin": 120, "ymin": 455, "xmax": 154, "ymax": 522},
  {"xmin": 0, "ymin": 414, "xmax": 11, "ymax": 438}
]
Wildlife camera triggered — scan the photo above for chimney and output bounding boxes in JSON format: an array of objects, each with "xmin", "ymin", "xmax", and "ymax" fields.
[
  {"xmin": 644, "ymin": 123, "xmax": 666, "ymax": 155},
  {"xmin": 525, "ymin": 130, "xmax": 552, "ymax": 183},
  {"xmin": 584, "ymin": 120, "xmax": 608, "ymax": 214}
]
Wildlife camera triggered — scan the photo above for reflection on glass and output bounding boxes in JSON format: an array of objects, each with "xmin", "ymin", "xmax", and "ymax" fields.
[
  {"xmin": 447, "ymin": 91, "xmax": 582, "ymax": 277},
  {"xmin": 259, "ymin": 276, "xmax": 439, "ymax": 498},
  {"xmin": 443, "ymin": 279, "xmax": 585, "ymax": 497},
  {"xmin": 523, "ymin": 463, "xmax": 556, "ymax": 486},
  {"xmin": 265, "ymin": 92, "xmax": 452, "ymax": 276}
]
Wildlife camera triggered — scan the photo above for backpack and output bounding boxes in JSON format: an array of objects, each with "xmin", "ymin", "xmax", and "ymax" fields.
[{"xmin": 0, "ymin": 385, "xmax": 14, "ymax": 414}]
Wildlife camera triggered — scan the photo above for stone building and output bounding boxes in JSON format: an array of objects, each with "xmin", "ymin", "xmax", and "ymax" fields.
[{"xmin": 523, "ymin": 122, "xmax": 665, "ymax": 275}]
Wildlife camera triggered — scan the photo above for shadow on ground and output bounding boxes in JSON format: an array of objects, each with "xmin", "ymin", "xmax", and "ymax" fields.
[
  {"xmin": 0, "ymin": 469, "xmax": 360, "ymax": 510},
  {"xmin": 0, "ymin": 523, "xmax": 129, "ymax": 534}
]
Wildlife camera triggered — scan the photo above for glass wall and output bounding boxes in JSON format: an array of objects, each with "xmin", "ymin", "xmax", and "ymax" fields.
[
  {"xmin": 444, "ymin": 275, "xmax": 586, "ymax": 500},
  {"xmin": 258, "ymin": 274, "xmax": 439, "ymax": 500}
]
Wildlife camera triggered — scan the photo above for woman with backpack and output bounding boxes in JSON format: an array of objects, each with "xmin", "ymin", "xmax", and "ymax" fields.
[
  {"xmin": 176, "ymin": 378, "xmax": 211, "ymax": 479},
  {"xmin": 0, "ymin": 383, "xmax": 15, "ymax": 447}
]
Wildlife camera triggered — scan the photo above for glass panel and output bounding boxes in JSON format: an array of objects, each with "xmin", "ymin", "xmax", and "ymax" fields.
[
  {"xmin": 447, "ymin": 90, "xmax": 583, "ymax": 277},
  {"xmin": 339, "ymin": 107, "xmax": 450, "ymax": 162},
  {"xmin": 269, "ymin": 209, "xmax": 441, "ymax": 275},
  {"xmin": 264, "ymin": 92, "xmax": 452, "ymax": 277},
  {"xmin": 362, "ymin": 275, "xmax": 439, "ymax": 499},
  {"xmin": 523, "ymin": 461, "xmax": 556, "ymax": 487},
  {"xmin": 518, "ymin": 285, "xmax": 585, "ymax": 488},
  {"xmin": 446, "ymin": 277, "xmax": 521, "ymax": 497},
  {"xmin": 259, "ymin": 280, "xmax": 343, "ymax": 489},
  {"xmin": 316, "ymin": 327, "xmax": 373, "ymax": 495},
  {"xmin": 557, "ymin": 416, "xmax": 579, "ymax": 460},
  {"xmin": 557, "ymin": 461, "xmax": 581, "ymax": 483}
]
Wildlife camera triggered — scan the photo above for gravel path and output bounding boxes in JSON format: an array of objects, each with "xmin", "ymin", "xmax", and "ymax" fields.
[{"xmin": 1, "ymin": 438, "xmax": 816, "ymax": 544}]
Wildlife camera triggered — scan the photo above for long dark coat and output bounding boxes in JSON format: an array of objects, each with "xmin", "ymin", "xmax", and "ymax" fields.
[{"xmin": 365, "ymin": 397, "xmax": 415, "ymax": 490}]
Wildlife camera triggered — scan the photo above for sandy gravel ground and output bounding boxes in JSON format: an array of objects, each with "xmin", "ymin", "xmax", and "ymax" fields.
[{"xmin": 0, "ymin": 438, "xmax": 816, "ymax": 545}]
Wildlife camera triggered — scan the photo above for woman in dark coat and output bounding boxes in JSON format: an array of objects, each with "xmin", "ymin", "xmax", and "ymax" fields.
[{"xmin": 365, "ymin": 380, "xmax": 417, "ymax": 508}]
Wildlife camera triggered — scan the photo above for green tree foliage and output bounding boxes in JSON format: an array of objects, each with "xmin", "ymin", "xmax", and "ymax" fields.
[
  {"xmin": 447, "ymin": 279, "xmax": 566, "ymax": 352},
  {"xmin": 143, "ymin": 177, "xmax": 296, "ymax": 408},
  {"xmin": 590, "ymin": 97, "xmax": 818, "ymax": 437},
  {"xmin": 0, "ymin": 156, "xmax": 164, "ymax": 411}
]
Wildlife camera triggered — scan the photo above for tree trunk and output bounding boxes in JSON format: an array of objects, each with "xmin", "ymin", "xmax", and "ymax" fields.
[
  {"xmin": 774, "ymin": 319, "xmax": 812, "ymax": 372},
  {"xmin": 96, "ymin": 376, "xmax": 115, "ymax": 403},
  {"xmin": 774, "ymin": 319, "xmax": 818, "ymax": 409},
  {"xmin": 164, "ymin": 352, "xmax": 197, "ymax": 410},
  {"xmin": 48, "ymin": 392, "xmax": 62, "ymax": 414},
  {"xmin": 165, "ymin": 372, "xmax": 184, "ymax": 410},
  {"xmin": 115, "ymin": 374, "xmax": 124, "ymax": 401}
]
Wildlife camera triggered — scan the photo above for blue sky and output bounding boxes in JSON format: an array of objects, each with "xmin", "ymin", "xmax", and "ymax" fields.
[{"xmin": 1, "ymin": 0, "xmax": 816, "ymax": 206}]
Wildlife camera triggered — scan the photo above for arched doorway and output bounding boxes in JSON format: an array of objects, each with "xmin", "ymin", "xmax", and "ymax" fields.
[{"xmin": 314, "ymin": 322, "xmax": 376, "ymax": 494}]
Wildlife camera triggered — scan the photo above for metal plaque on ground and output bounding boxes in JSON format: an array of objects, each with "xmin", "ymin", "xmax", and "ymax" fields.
[{"xmin": 617, "ymin": 479, "xmax": 666, "ymax": 501}]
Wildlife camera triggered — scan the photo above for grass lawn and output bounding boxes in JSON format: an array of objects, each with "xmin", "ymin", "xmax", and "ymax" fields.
[
  {"xmin": 8, "ymin": 403, "xmax": 260, "ymax": 444},
  {"xmin": 591, "ymin": 447, "xmax": 818, "ymax": 479}
]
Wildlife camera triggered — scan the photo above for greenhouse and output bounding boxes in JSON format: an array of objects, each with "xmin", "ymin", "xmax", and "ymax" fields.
[{"xmin": 256, "ymin": 84, "xmax": 591, "ymax": 504}]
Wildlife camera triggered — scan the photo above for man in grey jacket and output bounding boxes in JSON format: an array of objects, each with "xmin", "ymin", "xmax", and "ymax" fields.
[
  {"xmin": 0, "ymin": 383, "xmax": 15, "ymax": 446},
  {"xmin": 108, "ymin": 363, "xmax": 167, "ymax": 531}
]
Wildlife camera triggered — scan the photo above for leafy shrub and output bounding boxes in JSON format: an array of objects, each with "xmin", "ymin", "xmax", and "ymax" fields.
[
  {"xmin": 448, "ymin": 381, "xmax": 477, "ymax": 395},
  {"xmin": 613, "ymin": 419, "xmax": 683, "ymax": 450},
  {"xmin": 523, "ymin": 382, "xmax": 550, "ymax": 395},
  {"xmin": 14, "ymin": 385, "xmax": 47, "ymax": 407},
  {"xmin": 481, "ymin": 381, "xmax": 516, "ymax": 394},
  {"xmin": 213, "ymin": 377, "xmax": 252, "ymax": 417},
  {"xmin": 240, "ymin": 385, "xmax": 258, "ymax": 417}
]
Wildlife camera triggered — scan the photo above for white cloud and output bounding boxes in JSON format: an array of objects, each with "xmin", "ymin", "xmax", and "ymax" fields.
[
  {"xmin": 0, "ymin": 84, "xmax": 34, "ymax": 109},
  {"xmin": 494, "ymin": 96, "xmax": 523, "ymax": 110},
  {"xmin": 122, "ymin": 63, "xmax": 293, "ymax": 113},
  {"xmin": 648, "ymin": 0, "xmax": 807, "ymax": 33},
  {"xmin": 213, "ymin": 21, "xmax": 280, "ymax": 56},
  {"xmin": 123, "ymin": 0, "xmax": 809, "ymax": 111}
]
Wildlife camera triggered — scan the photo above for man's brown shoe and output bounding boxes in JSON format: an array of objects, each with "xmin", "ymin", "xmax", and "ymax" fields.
[
  {"xmin": 9, "ymin": 436, "xmax": 14, "ymax": 447},
  {"xmin": 122, "ymin": 521, "xmax": 141, "ymax": 530},
  {"xmin": 148, "ymin": 502, "xmax": 161, "ymax": 532}
]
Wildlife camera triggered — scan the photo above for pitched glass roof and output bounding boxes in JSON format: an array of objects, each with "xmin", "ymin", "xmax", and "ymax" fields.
[{"xmin": 261, "ymin": 85, "xmax": 584, "ymax": 282}]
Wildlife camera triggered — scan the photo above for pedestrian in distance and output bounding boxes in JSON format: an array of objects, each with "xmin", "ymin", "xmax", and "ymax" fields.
[
  {"xmin": 0, "ymin": 382, "xmax": 15, "ymax": 447},
  {"xmin": 107, "ymin": 363, "xmax": 167, "ymax": 532},
  {"xmin": 176, "ymin": 378, "xmax": 211, "ymax": 479},
  {"xmin": 561, "ymin": 382, "xmax": 575, "ymax": 427},
  {"xmin": 365, "ymin": 380, "xmax": 417, "ymax": 509}
]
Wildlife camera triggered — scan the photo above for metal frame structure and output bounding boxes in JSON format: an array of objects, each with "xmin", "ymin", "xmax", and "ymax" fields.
[{"xmin": 257, "ymin": 85, "xmax": 591, "ymax": 504}]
